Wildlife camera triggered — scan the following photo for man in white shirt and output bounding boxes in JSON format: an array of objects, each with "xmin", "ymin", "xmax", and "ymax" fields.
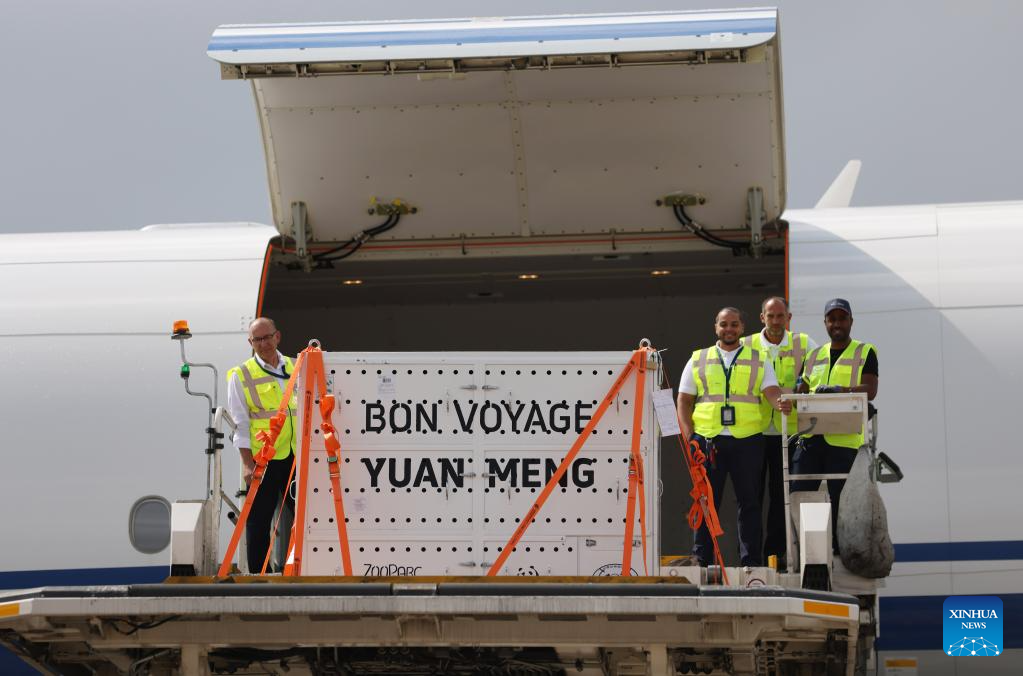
[
  {"xmin": 677, "ymin": 307, "xmax": 789, "ymax": 567},
  {"xmin": 226, "ymin": 317, "xmax": 296, "ymax": 573}
]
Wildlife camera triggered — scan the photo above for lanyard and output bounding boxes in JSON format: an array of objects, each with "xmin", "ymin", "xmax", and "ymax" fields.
[
  {"xmin": 716, "ymin": 346, "xmax": 743, "ymax": 402},
  {"xmin": 257, "ymin": 360, "xmax": 290, "ymax": 381}
]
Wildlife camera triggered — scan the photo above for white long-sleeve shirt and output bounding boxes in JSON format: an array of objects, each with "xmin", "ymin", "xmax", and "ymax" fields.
[
  {"xmin": 753, "ymin": 329, "xmax": 818, "ymax": 435},
  {"xmin": 226, "ymin": 351, "xmax": 292, "ymax": 451}
]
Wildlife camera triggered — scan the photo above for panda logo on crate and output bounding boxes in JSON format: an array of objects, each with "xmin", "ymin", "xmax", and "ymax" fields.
[
  {"xmin": 592, "ymin": 564, "xmax": 639, "ymax": 576},
  {"xmin": 516, "ymin": 566, "xmax": 540, "ymax": 576}
]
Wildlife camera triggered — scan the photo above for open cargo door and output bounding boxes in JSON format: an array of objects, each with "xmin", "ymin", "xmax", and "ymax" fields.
[
  {"xmin": 208, "ymin": 9, "xmax": 785, "ymax": 260},
  {"xmin": 208, "ymin": 11, "xmax": 789, "ymax": 563}
]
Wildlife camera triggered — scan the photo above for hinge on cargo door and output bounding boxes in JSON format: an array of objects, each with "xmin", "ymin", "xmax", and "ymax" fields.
[
  {"xmin": 291, "ymin": 201, "xmax": 314, "ymax": 272},
  {"xmin": 746, "ymin": 187, "xmax": 766, "ymax": 259}
]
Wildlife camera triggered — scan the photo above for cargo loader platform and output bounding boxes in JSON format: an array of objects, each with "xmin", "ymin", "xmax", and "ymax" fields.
[{"xmin": 0, "ymin": 577, "xmax": 861, "ymax": 676}]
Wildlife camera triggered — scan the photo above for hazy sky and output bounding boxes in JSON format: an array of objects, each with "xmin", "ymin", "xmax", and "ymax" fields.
[{"xmin": 2, "ymin": 0, "xmax": 1020, "ymax": 233}]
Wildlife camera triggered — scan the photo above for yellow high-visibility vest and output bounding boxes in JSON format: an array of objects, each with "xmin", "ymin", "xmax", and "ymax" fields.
[
  {"xmin": 690, "ymin": 345, "xmax": 767, "ymax": 439},
  {"xmin": 742, "ymin": 331, "xmax": 810, "ymax": 435},
  {"xmin": 227, "ymin": 356, "xmax": 296, "ymax": 459},
  {"xmin": 802, "ymin": 340, "xmax": 877, "ymax": 449}
]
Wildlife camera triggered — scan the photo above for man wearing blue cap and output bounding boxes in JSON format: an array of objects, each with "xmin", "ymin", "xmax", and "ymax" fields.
[{"xmin": 794, "ymin": 298, "xmax": 878, "ymax": 551}]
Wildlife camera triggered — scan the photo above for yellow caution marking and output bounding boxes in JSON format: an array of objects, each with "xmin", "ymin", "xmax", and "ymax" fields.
[
  {"xmin": 0, "ymin": 603, "xmax": 20, "ymax": 618},
  {"xmin": 659, "ymin": 555, "xmax": 692, "ymax": 566},
  {"xmin": 803, "ymin": 600, "xmax": 852, "ymax": 618},
  {"xmin": 884, "ymin": 658, "xmax": 918, "ymax": 667}
]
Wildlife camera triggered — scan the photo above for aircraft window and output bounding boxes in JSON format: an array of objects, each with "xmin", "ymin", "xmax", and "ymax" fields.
[{"xmin": 127, "ymin": 495, "xmax": 171, "ymax": 554}]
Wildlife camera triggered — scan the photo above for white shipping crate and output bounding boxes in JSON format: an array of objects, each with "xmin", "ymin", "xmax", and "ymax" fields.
[{"xmin": 297, "ymin": 351, "xmax": 661, "ymax": 577}]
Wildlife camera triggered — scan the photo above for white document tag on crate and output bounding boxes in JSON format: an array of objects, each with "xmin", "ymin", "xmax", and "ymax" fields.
[
  {"xmin": 651, "ymin": 388, "xmax": 681, "ymax": 437},
  {"xmin": 377, "ymin": 374, "xmax": 397, "ymax": 399}
]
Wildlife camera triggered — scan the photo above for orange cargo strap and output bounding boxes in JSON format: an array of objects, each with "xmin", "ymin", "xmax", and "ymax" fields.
[
  {"xmin": 621, "ymin": 350, "xmax": 649, "ymax": 576},
  {"xmin": 280, "ymin": 345, "xmax": 353, "ymax": 576},
  {"xmin": 306, "ymin": 348, "xmax": 353, "ymax": 575},
  {"xmin": 487, "ymin": 345, "xmax": 653, "ymax": 577},
  {"xmin": 675, "ymin": 412, "xmax": 728, "ymax": 582},
  {"xmin": 289, "ymin": 350, "xmax": 315, "ymax": 574}
]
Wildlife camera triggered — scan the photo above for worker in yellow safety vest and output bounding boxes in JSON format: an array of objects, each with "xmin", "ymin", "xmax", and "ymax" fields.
[
  {"xmin": 226, "ymin": 317, "xmax": 297, "ymax": 573},
  {"xmin": 677, "ymin": 307, "xmax": 790, "ymax": 566},
  {"xmin": 795, "ymin": 298, "xmax": 879, "ymax": 552},
  {"xmin": 742, "ymin": 296, "xmax": 817, "ymax": 568}
]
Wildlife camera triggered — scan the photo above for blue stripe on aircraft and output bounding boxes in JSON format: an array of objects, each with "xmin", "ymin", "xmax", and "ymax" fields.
[
  {"xmin": 0, "ymin": 651, "xmax": 35, "ymax": 675},
  {"xmin": 207, "ymin": 18, "xmax": 775, "ymax": 53},
  {"xmin": 0, "ymin": 564, "xmax": 165, "ymax": 589},
  {"xmin": 895, "ymin": 539, "xmax": 1023, "ymax": 562}
]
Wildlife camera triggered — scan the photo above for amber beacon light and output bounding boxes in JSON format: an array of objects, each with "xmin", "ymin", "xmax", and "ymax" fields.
[{"xmin": 171, "ymin": 320, "xmax": 192, "ymax": 340}]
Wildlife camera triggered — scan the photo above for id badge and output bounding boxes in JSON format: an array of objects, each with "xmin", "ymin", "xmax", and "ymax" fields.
[{"xmin": 720, "ymin": 404, "xmax": 736, "ymax": 426}]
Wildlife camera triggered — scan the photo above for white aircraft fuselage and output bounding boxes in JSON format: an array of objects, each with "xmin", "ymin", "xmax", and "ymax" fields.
[{"xmin": 2, "ymin": 200, "xmax": 1020, "ymax": 673}]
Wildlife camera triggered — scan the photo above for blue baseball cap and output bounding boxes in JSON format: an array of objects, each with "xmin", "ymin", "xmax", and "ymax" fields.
[{"xmin": 824, "ymin": 298, "xmax": 852, "ymax": 316}]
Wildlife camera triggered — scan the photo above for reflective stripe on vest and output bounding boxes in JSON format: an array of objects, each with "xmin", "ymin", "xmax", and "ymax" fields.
[
  {"xmin": 227, "ymin": 356, "xmax": 297, "ymax": 459},
  {"xmin": 691, "ymin": 345, "xmax": 765, "ymax": 439},
  {"xmin": 802, "ymin": 340, "xmax": 876, "ymax": 449},
  {"xmin": 743, "ymin": 331, "xmax": 809, "ymax": 435}
]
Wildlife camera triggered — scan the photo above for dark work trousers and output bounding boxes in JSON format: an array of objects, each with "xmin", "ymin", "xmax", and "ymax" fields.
[
  {"xmin": 791, "ymin": 437, "xmax": 857, "ymax": 552},
  {"xmin": 760, "ymin": 434, "xmax": 795, "ymax": 565},
  {"xmin": 245, "ymin": 455, "xmax": 296, "ymax": 574},
  {"xmin": 692, "ymin": 433, "xmax": 765, "ymax": 567}
]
